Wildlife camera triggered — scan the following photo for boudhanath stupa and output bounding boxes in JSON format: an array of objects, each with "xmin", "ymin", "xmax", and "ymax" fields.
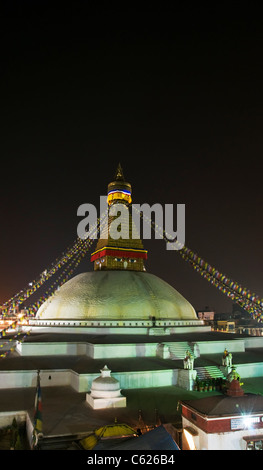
[{"xmin": 1, "ymin": 164, "xmax": 263, "ymax": 450}]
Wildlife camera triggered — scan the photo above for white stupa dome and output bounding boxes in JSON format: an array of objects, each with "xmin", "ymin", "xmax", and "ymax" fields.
[
  {"xmin": 86, "ymin": 365, "xmax": 126, "ymax": 409},
  {"xmin": 90, "ymin": 365, "xmax": 121, "ymax": 398},
  {"xmin": 36, "ymin": 270, "xmax": 197, "ymax": 321}
]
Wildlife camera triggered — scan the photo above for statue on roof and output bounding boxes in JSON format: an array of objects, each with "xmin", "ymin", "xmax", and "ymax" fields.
[
  {"xmin": 222, "ymin": 349, "xmax": 232, "ymax": 368},
  {"xmin": 183, "ymin": 350, "xmax": 194, "ymax": 370}
]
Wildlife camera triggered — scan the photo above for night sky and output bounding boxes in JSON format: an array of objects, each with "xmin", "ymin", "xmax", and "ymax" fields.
[{"xmin": 1, "ymin": 3, "xmax": 263, "ymax": 313}]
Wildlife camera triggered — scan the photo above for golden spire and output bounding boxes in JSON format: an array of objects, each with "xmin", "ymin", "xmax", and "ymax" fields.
[
  {"xmin": 107, "ymin": 163, "xmax": 132, "ymax": 206},
  {"xmin": 115, "ymin": 163, "xmax": 125, "ymax": 181},
  {"xmin": 91, "ymin": 165, "xmax": 147, "ymax": 271}
]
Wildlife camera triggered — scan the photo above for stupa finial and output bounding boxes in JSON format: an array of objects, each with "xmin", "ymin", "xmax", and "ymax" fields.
[
  {"xmin": 115, "ymin": 163, "xmax": 125, "ymax": 181},
  {"xmin": 107, "ymin": 164, "xmax": 132, "ymax": 206},
  {"xmin": 90, "ymin": 164, "xmax": 147, "ymax": 271}
]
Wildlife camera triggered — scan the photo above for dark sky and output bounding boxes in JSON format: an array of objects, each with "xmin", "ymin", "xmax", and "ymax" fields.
[{"xmin": 1, "ymin": 3, "xmax": 263, "ymax": 313}]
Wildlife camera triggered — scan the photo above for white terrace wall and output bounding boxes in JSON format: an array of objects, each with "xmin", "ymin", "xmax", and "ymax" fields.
[
  {"xmin": 0, "ymin": 370, "xmax": 71, "ymax": 389},
  {"xmin": 0, "ymin": 359, "xmax": 263, "ymax": 393},
  {"xmin": 235, "ymin": 362, "xmax": 263, "ymax": 378},
  {"xmin": 0, "ymin": 367, "xmax": 178, "ymax": 392},
  {"xmin": 244, "ymin": 337, "xmax": 263, "ymax": 348},
  {"xmin": 16, "ymin": 341, "xmax": 158, "ymax": 358},
  {"xmin": 91, "ymin": 342, "xmax": 158, "ymax": 359},
  {"xmin": 196, "ymin": 339, "xmax": 245, "ymax": 354},
  {"xmin": 16, "ymin": 341, "xmax": 89, "ymax": 356},
  {"xmin": 67, "ymin": 368, "xmax": 179, "ymax": 392},
  {"xmin": 17, "ymin": 338, "xmax": 247, "ymax": 359}
]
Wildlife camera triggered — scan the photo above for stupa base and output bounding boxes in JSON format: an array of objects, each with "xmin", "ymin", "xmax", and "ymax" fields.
[{"xmin": 86, "ymin": 393, "xmax": 127, "ymax": 409}]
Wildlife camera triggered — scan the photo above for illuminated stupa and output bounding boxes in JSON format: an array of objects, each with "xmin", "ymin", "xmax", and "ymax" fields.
[
  {"xmin": 2, "ymin": 165, "xmax": 263, "ymax": 451},
  {"xmin": 35, "ymin": 164, "xmax": 203, "ymax": 332}
]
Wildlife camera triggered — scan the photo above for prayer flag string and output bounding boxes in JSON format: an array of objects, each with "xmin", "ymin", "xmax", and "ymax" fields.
[
  {"xmin": 135, "ymin": 206, "xmax": 263, "ymax": 320},
  {"xmin": 0, "ymin": 214, "xmax": 106, "ymax": 316}
]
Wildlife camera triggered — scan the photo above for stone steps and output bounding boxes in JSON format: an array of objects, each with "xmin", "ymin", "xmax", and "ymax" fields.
[
  {"xmin": 195, "ymin": 365, "xmax": 226, "ymax": 380},
  {"xmin": 167, "ymin": 342, "xmax": 194, "ymax": 360}
]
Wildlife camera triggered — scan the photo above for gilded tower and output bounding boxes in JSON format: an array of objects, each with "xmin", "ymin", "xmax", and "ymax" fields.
[{"xmin": 91, "ymin": 164, "xmax": 147, "ymax": 271}]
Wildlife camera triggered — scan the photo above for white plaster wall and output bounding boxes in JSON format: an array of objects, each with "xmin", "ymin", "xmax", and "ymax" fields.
[
  {"xmin": 177, "ymin": 369, "xmax": 197, "ymax": 391},
  {"xmin": 26, "ymin": 412, "xmax": 34, "ymax": 448},
  {"xmin": 114, "ymin": 369, "xmax": 178, "ymax": 390},
  {"xmin": 92, "ymin": 342, "xmax": 158, "ymax": 359},
  {"xmin": 16, "ymin": 341, "xmax": 88, "ymax": 356},
  {"xmin": 0, "ymin": 370, "xmax": 71, "ymax": 389},
  {"xmin": 182, "ymin": 417, "xmax": 263, "ymax": 450},
  {"xmin": 0, "ymin": 367, "xmax": 178, "ymax": 392},
  {"xmin": 244, "ymin": 337, "xmax": 263, "ymax": 348},
  {"xmin": 197, "ymin": 339, "xmax": 245, "ymax": 354},
  {"xmin": 24, "ymin": 325, "xmax": 149, "ymax": 335},
  {"xmin": 207, "ymin": 429, "xmax": 263, "ymax": 450},
  {"xmin": 235, "ymin": 362, "xmax": 263, "ymax": 378},
  {"xmin": 2, "ymin": 361, "xmax": 262, "ymax": 394},
  {"xmin": 71, "ymin": 372, "xmax": 98, "ymax": 392},
  {"xmin": 0, "ymin": 371, "xmax": 37, "ymax": 388},
  {"xmin": 17, "ymin": 340, "xmax": 158, "ymax": 358},
  {"xmin": 72, "ymin": 369, "xmax": 179, "ymax": 392}
]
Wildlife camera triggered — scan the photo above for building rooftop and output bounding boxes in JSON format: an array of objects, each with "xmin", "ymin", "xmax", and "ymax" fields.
[
  {"xmin": 181, "ymin": 393, "xmax": 263, "ymax": 417},
  {"xmin": 1, "ymin": 378, "xmax": 263, "ymax": 441}
]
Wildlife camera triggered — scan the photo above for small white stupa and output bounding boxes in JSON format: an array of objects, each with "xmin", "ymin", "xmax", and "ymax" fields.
[{"xmin": 86, "ymin": 365, "xmax": 126, "ymax": 409}]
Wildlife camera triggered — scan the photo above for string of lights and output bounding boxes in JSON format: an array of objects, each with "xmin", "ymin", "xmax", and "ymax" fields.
[
  {"xmin": 134, "ymin": 206, "xmax": 263, "ymax": 320},
  {"xmin": 0, "ymin": 214, "xmax": 106, "ymax": 316},
  {"xmin": 1, "ymin": 205, "xmax": 262, "ymax": 325}
]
